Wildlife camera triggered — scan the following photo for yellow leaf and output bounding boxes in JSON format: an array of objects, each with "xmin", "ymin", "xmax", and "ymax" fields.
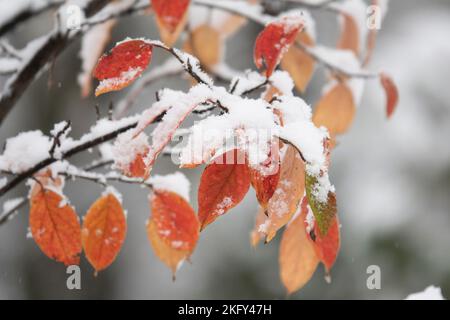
[
  {"xmin": 279, "ymin": 207, "xmax": 319, "ymax": 294},
  {"xmin": 313, "ymin": 82, "xmax": 356, "ymax": 136},
  {"xmin": 281, "ymin": 32, "xmax": 316, "ymax": 92}
]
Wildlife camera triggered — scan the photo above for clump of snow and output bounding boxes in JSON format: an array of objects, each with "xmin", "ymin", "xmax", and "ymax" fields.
[
  {"xmin": 112, "ymin": 130, "xmax": 149, "ymax": 173},
  {"xmin": 0, "ymin": 130, "xmax": 51, "ymax": 173},
  {"xmin": 268, "ymin": 71, "xmax": 294, "ymax": 97},
  {"xmin": 149, "ymin": 172, "xmax": 191, "ymax": 201},
  {"xmin": 2, "ymin": 197, "xmax": 24, "ymax": 213},
  {"xmin": 405, "ymin": 286, "xmax": 445, "ymax": 300}
]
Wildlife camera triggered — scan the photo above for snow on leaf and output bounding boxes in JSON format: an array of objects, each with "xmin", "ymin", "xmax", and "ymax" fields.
[
  {"xmin": 146, "ymin": 219, "xmax": 190, "ymax": 277},
  {"xmin": 379, "ymin": 72, "xmax": 399, "ymax": 118},
  {"xmin": 29, "ymin": 188, "xmax": 81, "ymax": 266},
  {"xmin": 82, "ymin": 193, "xmax": 127, "ymax": 272},
  {"xmin": 198, "ymin": 149, "xmax": 251, "ymax": 230},
  {"xmin": 152, "ymin": 0, "xmax": 191, "ymax": 46},
  {"xmin": 136, "ymin": 84, "xmax": 214, "ymax": 172},
  {"xmin": 150, "ymin": 190, "xmax": 199, "ymax": 252},
  {"xmin": 250, "ymin": 206, "xmax": 268, "ymax": 247},
  {"xmin": 93, "ymin": 39, "xmax": 153, "ymax": 96},
  {"xmin": 263, "ymin": 145, "xmax": 305, "ymax": 243},
  {"xmin": 305, "ymin": 172, "xmax": 337, "ymax": 237},
  {"xmin": 254, "ymin": 11, "xmax": 304, "ymax": 77},
  {"xmin": 249, "ymin": 145, "xmax": 281, "ymax": 210},
  {"xmin": 313, "ymin": 82, "xmax": 356, "ymax": 136},
  {"xmin": 279, "ymin": 201, "xmax": 319, "ymax": 294},
  {"xmin": 149, "ymin": 172, "xmax": 191, "ymax": 202},
  {"xmin": 112, "ymin": 130, "xmax": 150, "ymax": 178}
]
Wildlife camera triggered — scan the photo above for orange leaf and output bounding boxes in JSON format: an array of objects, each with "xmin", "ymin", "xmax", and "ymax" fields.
[
  {"xmin": 29, "ymin": 188, "xmax": 81, "ymax": 266},
  {"xmin": 279, "ymin": 203, "xmax": 319, "ymax": 294},
  {"xmin": 187, "ymin": 25, "xmax": 221, "ymax": 71},
  {"xmin": 152, "ymin": 0, "xmax": 190, "ymax": 46},
  {"xmin": 380, "ymin": 72, "xmax": 399, "ymax": 118},
  {"xmin": 249, "ymin": 206, "xmax": 267, "ymax": 247},
  {"xmin": 93, "ymin": 39, "xmax": 153, "ymax": 96},
  {"xmin": 281, "ymin": 32, "xmax": 316, "ymax": 92},
  {"xmin": 264, "ymin": 146, "xmax": 305, "ymax": 242},
  {"xmin": 198, "ymin": 149, "xmax": 250, "ymax": 230},
  {"xmin": 151, "ymin": 190, "xmax": 199, "ymax": 252},
  {"xmin": 82, "ymin": 193, "xmax": 127, "ymax": 272},
  {"xmin": 146, "ymin": 219, "xmax": 190, "ymax": 276},
  {"xmin": 337, "ymin": 13, "xmax": 359, "ymax": 56},
  {"xmin": 313, "ymin": 82, "xmax": 356, "ymax": 136},
  {"xmin": 254, "ymin": 14, "xmax": 304, "ymax": 77}
]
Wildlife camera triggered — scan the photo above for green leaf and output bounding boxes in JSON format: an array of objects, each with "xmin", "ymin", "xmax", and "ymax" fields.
[{"xmin": 305, "ymin": 173, "xmax": 337, "ymax": 236}]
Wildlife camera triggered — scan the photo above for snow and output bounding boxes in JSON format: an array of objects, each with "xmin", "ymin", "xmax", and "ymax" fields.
[
  {"xmin": 149, "ymin": 172, "xmax": 191, "ymax": 202},
  {"xmin": 95, "ymin": 67, "xmax": 143, "ymax": 95},
  {"xmin": 268, "ymin": 71, "xmax": 294, "ymax": 97},
  {"xmin": 405, "ymin": 286, "xmax": 445, "ymax": 300},
  {"xmin": 0, "ymin": 130, "xmax": 51, "ymax": 174},
  {"xmin": 0, "ymin": 0, "xmax": 52, "ymax": 27},
  {"xmin": 102, "ymin": 185, "xmax": 123, "ymax": 205},
  {"xmin": 112, "ymin": 130, "xmax": 149, "ymax": 173},
  {"xmin": 2, "ymin": 197, "xmax": 24, "ymax": 212}
]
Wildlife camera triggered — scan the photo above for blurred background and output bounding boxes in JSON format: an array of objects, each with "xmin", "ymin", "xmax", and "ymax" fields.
[{"xmin": 0, "ymin": 0, "xmax": 449, "ymax": 299}]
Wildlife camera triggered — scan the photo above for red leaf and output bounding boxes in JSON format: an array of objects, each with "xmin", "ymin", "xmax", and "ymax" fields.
[
  {"xmin": 198, "ymin": 149, "xmax": 250, "ymax": 230},
  {"xmin": 304, "ymin": 199, "xmax": 340, "ymax": 272},
  {"xmin": 93, "ymin": 39, "xmax": 153, "ymax": 96},
  {"xmin": 152, "ymin": 0, "xmax": 190, "ymax": 46},
  {"xmin": 380, "ymin": 72, "xmax": 399, "ymax": 118},
  {"xmin": 82, "ymin": 193, "xmax": 127, "ymax": 272},
  {"xmin": 249, "ymin": 147, "xmax": 281, "ymax": 209},
  {"xmin": 151, "ymin": 190, "xmax": 199, "ymax": 252},
  {"xmin": 152, "ymin": 0, "xmax": 190, "ymax": 33},
  {"xmin": 254, "ymin": 14, "xmax": 304, "ymax": 77},
  {"xmin": 29, "ymin": 188, "xmax": 81, "ymax": 266}
]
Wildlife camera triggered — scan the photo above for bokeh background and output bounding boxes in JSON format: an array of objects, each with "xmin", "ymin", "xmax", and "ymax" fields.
[{"xmin": 1, "ymin": 0, "xmax": 449, "ymax": 299}]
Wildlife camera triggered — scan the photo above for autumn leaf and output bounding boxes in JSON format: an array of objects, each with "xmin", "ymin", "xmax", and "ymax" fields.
[
  {"xmin": 281, "ymin": 32, "xmax": 316, "ymax": 92},
  {"xmin": 250, "ymin": 206, "xmax": 268, "ymax": 247},
  {"xmin": 337, "ymin": 13, "xmax": 359, "ymax": 56},
  {"xmin": 198, "ymin": 149, "xmax": 250, "ymax": 230},
  {"xmin": 147, "ymin": 190, "xmax": 199, "ymax": 276},
  {"xmin": 254, "ymin": 14, "xmax": 304, "ymax": 77},
  {"xmin": 29, "ymin": 188, "xmax": 81, "ymax": 266},
  {"xmin": 305, "ymin": 173, "xmax": 337, "ymax": 236},
  {"xmin": 186, "ymin": 25, "xmax": 221, "ymax": 71},
  {"xmin": 380, "ymin": 72, "xmax": 399, "ymax": 118},
  {"xmin": 249, "ymin": 147, "xmax": 281, "ymax": 210},
  {"xmin": 151, "ymin": 190, "xmax": 199, "ymax": 252},
  {"xmin": 152, "ymin": 0, "xmax": 190, "ymax": 46},
  {"xmin": 313, "ymin": 82, "xmax": 356, "ymax": 136},
  {"xmin": 279, "ymin": 202, "xmax": 319, "ymax": 294},
  {"xmin": 146, "ymin": 219, "xmax": 190, "ymax": 277},
  {"xmin": 263, "ymin": 146, "xmax": 305, "ymax": 243},
  {"xmin": 93, "ymin": 39, "xmax": 153, "ymax": 96},
  {"xmin": 308, "ymin": 214, "xmax": 340, "ymax": 273},
  {"xmin": 82, "ymin": 193, "xmax": 127, "ymax": 272}
]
